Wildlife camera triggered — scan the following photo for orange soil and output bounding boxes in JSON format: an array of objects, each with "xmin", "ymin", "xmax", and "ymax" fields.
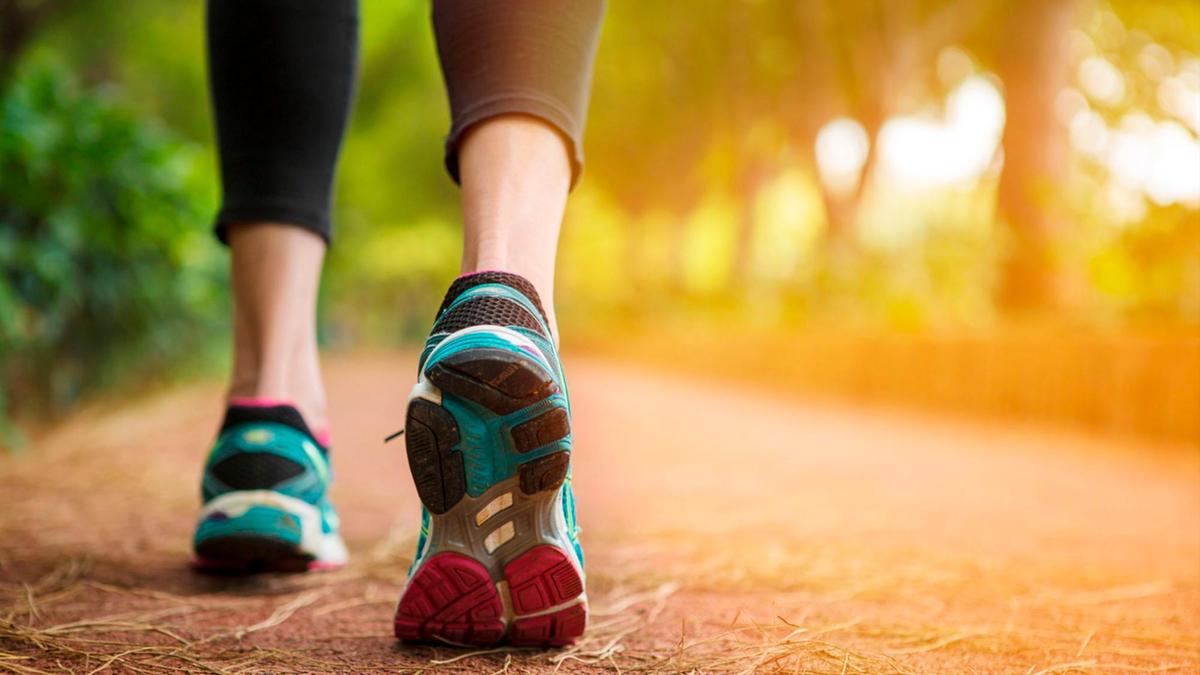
[{"xmin": 1, "ymin": 354, "xmax": 1196, "ymax": 673}]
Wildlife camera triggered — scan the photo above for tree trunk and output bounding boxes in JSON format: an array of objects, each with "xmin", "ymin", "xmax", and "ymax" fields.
[
  {"xmin": 995, "ymin": 0, "xmax": 1076, "ymax": 312},
  {"xmin": 1, "ymin": 0, "xmax": 52, "ymax": 81}
]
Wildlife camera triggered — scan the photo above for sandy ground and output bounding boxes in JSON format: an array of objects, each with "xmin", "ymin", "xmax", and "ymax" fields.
[{"xmin": 1, "ymin": 353, "xmax": 1197, "ymax": 673}]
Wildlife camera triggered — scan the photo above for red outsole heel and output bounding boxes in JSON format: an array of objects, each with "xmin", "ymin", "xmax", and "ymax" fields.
[
  {"xmin": 395, "ymin": 546, "xmax": 586, "ymax": 647},
  {"xmin": 394, "ymin": 552, "xmax": 505, "ymax": 645},
  {"xmin": 504, "ymin": 546, "xmax": 587, "ymax": 646}
]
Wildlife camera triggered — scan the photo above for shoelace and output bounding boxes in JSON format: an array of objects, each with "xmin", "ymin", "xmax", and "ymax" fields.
[{"xmin": 384, "ymin": 429, "xmax": 405, "ymax": 443}]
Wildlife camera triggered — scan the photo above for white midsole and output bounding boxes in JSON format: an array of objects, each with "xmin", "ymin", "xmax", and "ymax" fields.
[{"xmin": 197, "ymin": 490, "xmax": 348, "ymax": 564}]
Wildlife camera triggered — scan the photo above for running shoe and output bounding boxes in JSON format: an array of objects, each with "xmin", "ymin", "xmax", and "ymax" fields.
[
  {"xmin": 192, "ymin": 401, "xmax": 348, "ymax": 573},
  {"xmin": 393, "ymin": 271, "xmax": 586, "ymax": 646}
]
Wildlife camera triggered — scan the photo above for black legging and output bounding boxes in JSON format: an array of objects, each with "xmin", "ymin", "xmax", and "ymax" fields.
[{"xmin": 206, "ymin": 0, "xmax": 605, "ymax": 245}]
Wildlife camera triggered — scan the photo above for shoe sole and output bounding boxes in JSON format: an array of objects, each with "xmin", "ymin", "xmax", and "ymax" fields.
[
  {"xmin": 193, "ymin": 535, "xmax": 316, "ymax": 574},
  {"xmin": 192, "ymin": 490, "xmax": 347, "ymax": 574},
  {"xmin": 396, "ymin": 331, "xmax": 585, "ymax": 647}
]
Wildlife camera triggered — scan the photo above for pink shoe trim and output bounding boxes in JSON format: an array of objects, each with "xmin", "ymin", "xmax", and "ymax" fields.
[{"xmin": 227, "ymin": 398, "xmax": 332, "ymax": 448}]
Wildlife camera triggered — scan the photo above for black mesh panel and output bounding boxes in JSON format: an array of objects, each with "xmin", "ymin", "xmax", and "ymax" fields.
[
  {"xmin": 437, "ymin": 271, "xmax": 547, "ymax": 324},
  {"xmin": 433, "ymin": 296, "xmax": 547, "ymax": 337},
  {"xmin": 210, "ymin": 453, "xmax": 305, "ymax": 490}
]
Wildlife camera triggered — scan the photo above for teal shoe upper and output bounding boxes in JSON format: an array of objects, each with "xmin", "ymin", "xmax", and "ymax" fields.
[{"xmin": 201, "ymin": 407, "xmax": 339, "ymax": 537}]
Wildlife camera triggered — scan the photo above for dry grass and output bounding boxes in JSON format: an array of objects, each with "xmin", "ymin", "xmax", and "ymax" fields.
[
  {"xmin": 0, "ymin": 536, "xmax": 904, "ymax": 673},
  {"xmin": 2, "ymin": 353, "xmax": 1196, "ymax": 672},
  {"xmin": 3, "ymin": 540, "xmax": 1196, "ymax": 674}
]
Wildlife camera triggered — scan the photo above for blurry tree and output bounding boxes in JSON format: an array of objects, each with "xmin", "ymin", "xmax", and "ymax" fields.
[
  {"xmin": 324, "ymin": 1, "xmax": 460, "ymax": 342},
  {"xmin": 586, "ymin": 2, "xmax": 713, "ymax": 292},
  {"xmin": 1, "ymin": 0, "xmax": 1197, "ymax": 392},
  {"xmin": 993, "ymin": 0, "xmax": 1076, "ymax": 311},
  {"xmin": 590, "ymin": 0, "xmax": 1006, "ymax": 295},
  {"xmin": 817, "ymin": 0, "xmax": 896, "ymax": 243}
]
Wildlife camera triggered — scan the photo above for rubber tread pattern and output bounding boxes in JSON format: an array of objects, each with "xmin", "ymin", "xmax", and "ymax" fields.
[
  {"xmin": 394, "ymin": 553, "xmax": 505, "ymax": 645},
  {"xmin": 504, "ymin": 546, "xmax": 585, "ymax": 614},
  {"xmin": 427, "ymin": 350, "xmax": 558, "ymax": 415},
  {"xmin": 193, "ymin": 536, "xmax": 313, "ymax": 574},
  {"xmin": 504, "ymin": 546, "xmax": 586, "ymax": 646},
  {"xmin": 405, "ymin": 399, "xmax": 466, "ymax": 514},
  {"xmin": 394, "ymin": 547, "xmax": 585, "ymax": 647},
  {"xmin": 509, "ymin": 604, "xmax": 587, "ymax": 647},
  {"xmin": 519, "ymin": 452, "xmax": 570, "ymax": 495},
  {"xmin": 511, "ymin": 408, "xmax": 570, "ymax": 453}
]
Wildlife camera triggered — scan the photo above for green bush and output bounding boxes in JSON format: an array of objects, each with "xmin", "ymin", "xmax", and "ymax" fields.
[{"xmin": 0, "ymin": 65, "xmax": 225, "ymax": 439}]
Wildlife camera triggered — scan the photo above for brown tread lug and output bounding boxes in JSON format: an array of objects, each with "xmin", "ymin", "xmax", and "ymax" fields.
[
  {"xmin": 405, "ymin": 399, "xmax": 466, "ymax": 514},
  {"xmin": 427, "ymin": 348, "xmax": 557, "ymax": 415},
  {"xmin": 519, "ymin": 451, "xmax": 570, "ymax": 495},
  {"xmin": 511, "ymin": 408, "xmax": 570, "ymax": 453}
]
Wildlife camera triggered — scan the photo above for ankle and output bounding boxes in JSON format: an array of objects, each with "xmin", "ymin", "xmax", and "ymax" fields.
[
  {"xmin": 459, "ymin": 265, "xmax": 559, "ymax": 342},
  {"xmin": 225, "ymin": 222, "xmax": 328, "ymax": 435},
  {"xmin": 227, "ymin": 367, "xmax": 328, "ymax": 438}
]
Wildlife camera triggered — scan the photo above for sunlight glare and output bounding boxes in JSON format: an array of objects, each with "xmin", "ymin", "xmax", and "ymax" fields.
[
  {"xmin": 1136, "ymin": 43, "xmax": 1174, "ymax": 81},
  {"xmin": 752, "ymin": 170, "xmax": 824, "ymax": 281},
  {"xmin": 877, "ymin": 75, "xmax": 1004, "ymax": 188},
  {"xmin": 1079, "ymin": 56, "xmax": 1125, "ymax": 106},
  {"xmin": 1105, "ymin": 182, "xmax": 1146, "ymax": 224},
  {"xmin": 1069, "ymin": 108, "xmax": 1109, "ymax": 158},
  {"xmin": 1145, "ymin": 121, "xmax": 1200, "ymax": 207},
  {"xmin": 1104, "ymin": 113, "xmax": 1200, "ymax": 208},
  {"xmin": 1158, "ymin": 75, "xmax": 1200, "ymax": 135},
  {"xmin": 936, "ymin": 45, "xmax": 974, "ymax": 87},
  {"xmin": 814, "ymin": 117, "xmax": 870, "ymax": 197},
  {"xmin": 1055, "ymin": 87, "xmax": 1089, "ymax": 126}
]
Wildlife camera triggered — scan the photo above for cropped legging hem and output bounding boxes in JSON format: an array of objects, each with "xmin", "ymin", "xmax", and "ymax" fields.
[
  {"xmin": 207, "ymin": 0, "xmax": 604, "ymax": 245},
  {"xmin": 214, "ymin": 202, "xmax": 331, "ymax": 246},
  {"xmin": 443, "ymin": 92, "xmax": 585, "ymax": 189}
]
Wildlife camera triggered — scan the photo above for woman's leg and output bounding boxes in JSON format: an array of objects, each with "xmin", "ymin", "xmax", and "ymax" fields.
[
  {"xmin": 393, "ymin": 0, "xmax": 604, "ymax": 647},
  {"xmin": 207, "ymin": 0, "xmax": 358, "ymax": 432},
  {"xmin": 227, "ymin": 224, "xmax": 327, "ymax": 433},
  {"xmin": 194, "ymin": 0, "xmax": 357, "ymax": 572},
  {"xmin": 433, "ymin": 0, "xmax": 606, "ymax": 338},
  {"xmin": 457, "ymin": 116, "xmax": 571, "ymax": 336}
]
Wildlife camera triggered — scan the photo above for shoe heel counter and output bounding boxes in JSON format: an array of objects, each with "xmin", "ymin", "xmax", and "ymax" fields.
[{"xmin": 203, "ymin": 423, "xmax": 330, "ymax": 502}]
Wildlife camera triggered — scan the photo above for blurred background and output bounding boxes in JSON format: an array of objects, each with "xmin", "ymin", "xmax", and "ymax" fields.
[{"xmin": 1, "ymin": 0, "xmax": 1197, "ymax": 445}]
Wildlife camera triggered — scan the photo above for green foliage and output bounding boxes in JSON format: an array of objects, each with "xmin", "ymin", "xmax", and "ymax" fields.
[{"xmin": 0, "ymin": 64, "xmax": 224, "ymax": 435}]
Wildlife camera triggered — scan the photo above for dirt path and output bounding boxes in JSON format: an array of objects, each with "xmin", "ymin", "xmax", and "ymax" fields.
[{"xmin": 2, "ymin": 354, "xmax": 1197, "ymax": 673}]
